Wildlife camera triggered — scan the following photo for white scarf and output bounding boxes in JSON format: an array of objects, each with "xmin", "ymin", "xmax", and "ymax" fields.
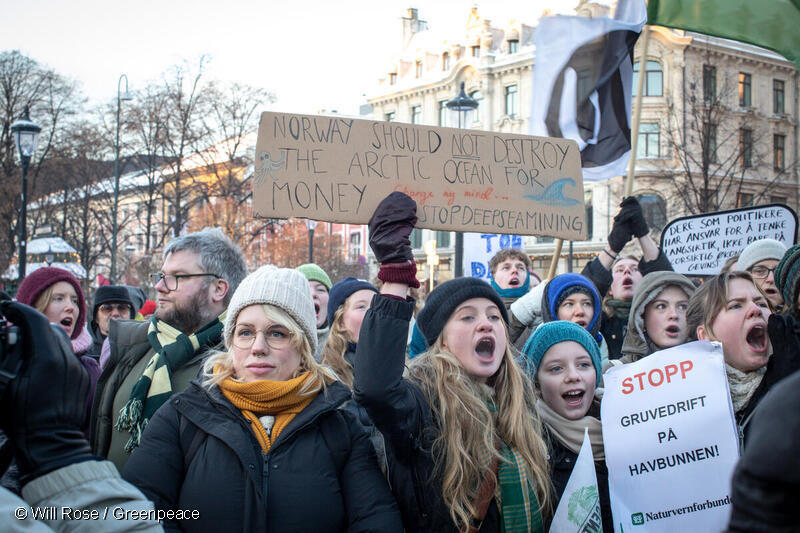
[{"xmin": 726, "ymin": 364, "xmax": 766, "ymax": 413}]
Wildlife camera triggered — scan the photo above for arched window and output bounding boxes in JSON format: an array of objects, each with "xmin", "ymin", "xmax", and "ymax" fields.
[
  {"xmin": 633, "ymin": 60, "xmax": 663, "ymax": 96},
  {"xmin": 635, "ymin": 193, "xmax": 667, "ymax": 232},
  {"xmin": 442, "ymin": 52, "xmax": 450, "ymax": 71}
]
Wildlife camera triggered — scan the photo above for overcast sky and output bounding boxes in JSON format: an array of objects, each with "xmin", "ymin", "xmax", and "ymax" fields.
[{"xmin": 1, "ymin": 0, "xmax": 579, "ymax": 115}]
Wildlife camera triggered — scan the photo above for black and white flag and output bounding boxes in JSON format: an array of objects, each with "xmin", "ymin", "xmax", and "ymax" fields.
[{"xmin": 531, "ymin": 0, "xmax": 646, "ymax": 181}]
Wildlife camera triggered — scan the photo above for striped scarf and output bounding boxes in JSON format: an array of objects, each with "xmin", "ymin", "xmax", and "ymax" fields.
[
  {"xmin": 494, "ymin": 441, "xmax": 544, "ymax": 533},
  {"xmin": 115, "ymin": 313, "xmax": 225, "ymax": 453}
]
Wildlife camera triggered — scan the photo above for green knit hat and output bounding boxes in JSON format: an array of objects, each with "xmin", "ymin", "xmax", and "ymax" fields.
[
  {"xmin": 296, "ymin": 263, "xmax": 332, "ymax": 291},
  {"xmin": 775, "ymin": 244, "xmax": 800, "ymax": 308}
]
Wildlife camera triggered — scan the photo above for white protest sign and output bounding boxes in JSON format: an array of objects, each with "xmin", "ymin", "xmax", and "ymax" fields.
[
  {"xmin": 660, "ymin": 204, "xmax": 798, "ymax": 276},
  {"xmin": 550, "ymin": 429, "xmax": 603, "ymax": 533},
  {"xmin": 463, "ymin": 232, "xmax": 524, "ymax": 281},
  {"xmin": 601, "ymin": 341, "xmax": 739, "ymax": 532}
]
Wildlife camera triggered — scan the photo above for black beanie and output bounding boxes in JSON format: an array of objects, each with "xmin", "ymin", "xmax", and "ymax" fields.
[
  {"xmin": 417, "ymin": 277, "xmax": 509, "ymax": 346},
  {"xmin": 93, "ymin": 285, "xmax": 135, "ymax": 317}
]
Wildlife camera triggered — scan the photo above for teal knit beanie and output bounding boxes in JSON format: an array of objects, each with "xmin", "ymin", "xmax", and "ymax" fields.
[
  {"xmin": 296, "ymin": 263, "xmax": 332, "ymax": 291},
  {"xmin": 521, "ymin": 320, "xmax": 602, "ymax": 383},
  {"xmin": 775, "ymin": 244, "xmax": 800, "ymax": 308}
]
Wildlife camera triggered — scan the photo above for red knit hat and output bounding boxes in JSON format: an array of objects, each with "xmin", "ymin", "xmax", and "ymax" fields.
[
  {"xmin": 140, "ymin": 299, "xmax": 156, "ymax": 317},
  {"xmin": 16, "ymin": 266, "xmax": 86, "ymax": 340}
]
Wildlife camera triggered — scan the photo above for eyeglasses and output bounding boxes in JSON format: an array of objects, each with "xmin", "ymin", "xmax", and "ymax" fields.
[
  {"xmin": 99, "ymin": 303, "xmax": 132, "ymax": 314},
  {"xmin": 232, "ymin": 326, "xmax": 293, "ymax": 350},
  {"xmin": 149, "ymin": 272, "xmax": 221, "ymax": 291},
  {"xmin": 749, "ymin": 265, "xmax": 777, "ymax": 279}
]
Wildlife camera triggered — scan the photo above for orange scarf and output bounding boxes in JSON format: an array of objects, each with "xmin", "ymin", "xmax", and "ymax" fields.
[{"xmin": 218, "ymin": 371, "xmax": 319, "ymax": 454}]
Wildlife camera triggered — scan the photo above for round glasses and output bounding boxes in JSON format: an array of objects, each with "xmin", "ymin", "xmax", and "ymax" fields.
[
  {"xmin": 749, "ymin": 265, "xmax": 777, "ymax": 279},
  {"xmin": 232, "ymin": 326, "xmax": 293, "ymax": 350}
]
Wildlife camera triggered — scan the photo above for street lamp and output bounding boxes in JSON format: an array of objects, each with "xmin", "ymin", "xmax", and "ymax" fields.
[
  {"xmin": 446, "ymin": 82, "xmax": 478, "ymax": 277},
  {"xmin": 10, "ymin": 107, "xmax": 41, "ymax": 282},
  {"xmin": 110, "ymin": 73, "xmax": 132, "ymax": 283},
  {"xmin": 306, "ymin": 219, "xmax": 318, "ymax": 262}
]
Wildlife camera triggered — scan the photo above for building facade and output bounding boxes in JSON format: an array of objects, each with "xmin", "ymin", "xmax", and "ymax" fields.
[{"xmin": 365, "ymin": 3, "xmax": 799, "ymax": 283}]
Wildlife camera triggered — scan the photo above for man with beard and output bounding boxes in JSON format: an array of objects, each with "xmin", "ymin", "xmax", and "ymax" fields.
[
  {"xmin": 581, "ymin": 197, "xmax": 672, "ymax": 359},
  {"xmin": 90, "ymin": 228, "xmax": 248, "ymax": 471}
]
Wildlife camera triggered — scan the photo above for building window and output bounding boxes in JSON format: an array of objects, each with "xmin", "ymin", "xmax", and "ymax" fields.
[
  {"xmin": 411, "ymin": 105, "xmax": 422, "ymax": 124},
  {"xmin": 703, "ymin": 122, "xmax": 718, "ymax": 163},
  {"xmin": 774, "ymin": 79, "xmax": 785, "ymax": 114},
  {"xmin": 637, "ymin": 123, "xmax": 660, "ymax": 158},
  {"xmin": 635, "ymin": 193, "xmax": 667, "ymax": 232},
  {"xmin": 470, "ymin": 90, "xmax": 483, "ymax": 123},
  {"xmin": 703, "ymin": 65, "xmax": 716, "ymax": 102},
  {"xmin": 409, "ymin": 228, "xmax": 422, "ymax": 249},
  {"xmin": 436, "ymin": 231, "xmax": 451, "ymax": 248},
  {"xmin": 349, "ymin": 232, "xmax": 361, "ymax": 262},
  {"xmin": 739, "ymin": 73, "xmax": 752, "ymax": 107},
  {"xmin": 471, "ymin": 45, "xmax": 480, "ymax": 58},
  {"xmin": 385, "ymin": 111, "xmax": 395, "ymax": 122},
  {"xmin": 442, "ymin": 52, "xmax": 450, "ymax": 71},
  {"xmin": 389, "ymin": 72, "xmax": 397, "ymax": 85},
  {"xmin": 632, "ymin": 60, "xmax": 663, "ymax": 96},
  {"xmin": 507, "ymin": 39, "xmax": 519, "ymax": 54},
  {"xmin": 415, "ymin": 60, "xmax": 422, "ymax": 78},
  {"xmin": 771, "ymin": 195, "xmax": 788, "ymax": 205},
  {"xmin": 774, "ymin": 134, "xmax": 786, "ymax": 170},
  {"xmin": 438, "ymin": 101, "xmax": 448, "ymax": 126},
  {"xmin": 504, "ymin": 84, "xmax": 518, "ymax": 118},
  {"xmin": 737, "ymin": 192, "xmax": 754, "ymax": 208},
  {"xmin": 740, "ymin": 128, "xmax": 753, "ymax": 168}
]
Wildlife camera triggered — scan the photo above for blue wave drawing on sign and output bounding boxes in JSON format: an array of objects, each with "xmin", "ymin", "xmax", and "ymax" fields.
[{"xmin": 523, "ymin": 178, "xmax": 581, "ymax": 206}]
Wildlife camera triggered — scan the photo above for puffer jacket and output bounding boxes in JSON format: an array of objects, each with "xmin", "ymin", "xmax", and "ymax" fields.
[
  {"xmin": 122, "ymin": 379, "xmax": 402, "ymax": 533},
  {"xmin": 354, "ymin": 294, "xmax": 505, "ymax": 532},
  {"xmin": 619, "ymin": 272, "xmax": 696, "ymax": 363}
]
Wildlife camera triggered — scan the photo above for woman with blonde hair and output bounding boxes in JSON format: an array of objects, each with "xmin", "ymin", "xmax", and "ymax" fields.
[
  {"xmin": 320, "ymin": 277, "xmax": 378, "ymax": 388},
  {"xmin": 122, "ymin": 265, "xmax": 402, "ymax": 532},
  {"xmin": 355, "ymin": 193, "xmax": 551, "ymax": 532}
]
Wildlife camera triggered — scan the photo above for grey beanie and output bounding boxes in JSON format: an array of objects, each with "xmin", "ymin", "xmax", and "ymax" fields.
[
  {"xmin": 224, "ymin": 265, "xmax": 318, "ymax": 354},
  {"xmin": 736, "ymin": 238, "xmax": 787, "ymax": 272}
]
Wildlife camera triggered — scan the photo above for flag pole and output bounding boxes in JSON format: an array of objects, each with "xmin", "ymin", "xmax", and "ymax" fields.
[
  {"xmin": 624, "ymin": 25, "xmax": 650, "ymax": 197},
  {"xmin": 547, "ymin": 238, "xmax": 564, "ymax": 280}
]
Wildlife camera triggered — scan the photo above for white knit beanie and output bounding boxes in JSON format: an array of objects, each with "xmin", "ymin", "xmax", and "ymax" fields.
[
  {"xmin": 736, "ymin": 238, "xmax": 788, "ymax": 272},
  {"xmin": 224, "ymin": 265, "xmax": 318, "ymax": 354}
]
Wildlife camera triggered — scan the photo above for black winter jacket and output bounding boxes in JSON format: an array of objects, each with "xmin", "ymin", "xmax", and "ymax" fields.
[
  {"xmin": 354, "ymin": 294, "xmax": 503, "ymax": 533},
  {"xmin": 581, "ymin": 250, "xmax": 673, "ymax": 359},
  {"xmin": 122, "ymin": 378, "xmax": 402, "ymax": 533}
]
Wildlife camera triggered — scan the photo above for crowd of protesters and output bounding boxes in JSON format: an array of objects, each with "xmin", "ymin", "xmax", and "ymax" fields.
[{"xmin": 2, "ymin": 192, "xmax": 798, "ymax": 532}]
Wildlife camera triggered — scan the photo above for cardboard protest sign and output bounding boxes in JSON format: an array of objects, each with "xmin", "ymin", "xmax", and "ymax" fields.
[
  {"xmin": 602, "ymin": 341, "xmax": 739, "ymax": 532},
  {"xmin": 253, "ymin": 112, "xmax": 586, "ymax": 239},
  {"xmin": 463, "ymin": 232, "xmax": 524, "ymax": 280},
  {"xmin": 550, "ymin": 429, "xmax": 603, "ymax": 533},
  {"xmin": 660, "ymin": 204, "xmax": 798, "ymax": 275}
]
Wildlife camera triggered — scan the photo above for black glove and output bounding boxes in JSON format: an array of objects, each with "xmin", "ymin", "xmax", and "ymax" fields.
[
  {"xmin": 0, "ymin": 301, "xmax": 93, "ymax": 485},
  {"xmin": 368, "ymin": 192, "xmax": 418, "ymax": 264},
  {"xmin": 619, "ymin": 196, "xmax": 650, "ymax": 238},
  {"xmin": 607, "ymin": 214, "xmax": 632, "ymax": 254},
  {"xmin": 767, "ymin": 312, "xmax": 800, "ymax": 364}
]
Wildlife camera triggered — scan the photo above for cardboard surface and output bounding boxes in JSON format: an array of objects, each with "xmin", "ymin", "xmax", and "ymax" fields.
[
  {"xmin": 660, "ymin": 204, "xmax": 798, "ymax": 275},
  {"xmin": 253, "ymin": 112, "xmax": 586, "ymax": 239}
]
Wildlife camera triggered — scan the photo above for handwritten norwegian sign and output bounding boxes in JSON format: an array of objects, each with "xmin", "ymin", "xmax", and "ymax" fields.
[
  {"xmin": 253, "ymin": 112, "xmax": 586, "ymax": 239},
  {"xmin": 602, "ymin": 342, "xmax": 739, "ymax": 532},
  {"xmin": 660, "ymin": 204, "xmax": 797, "ymax": 275}
]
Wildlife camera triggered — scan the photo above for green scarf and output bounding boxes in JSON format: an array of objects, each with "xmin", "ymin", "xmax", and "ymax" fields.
[
  {"xmin": 115, "ymin": 312, "xmax": 225, "ymax": 453},
  {"xmin": 494, "ymin": 441, "xmax": 544, "ymax": 533},
  {"xmin": 605, "ymin": 299, "xmax": 631, "ymax": 319}
]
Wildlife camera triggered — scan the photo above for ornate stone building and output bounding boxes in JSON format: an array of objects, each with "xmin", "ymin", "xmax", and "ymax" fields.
[{"xmin": 364, "ymin": 2, "xmax": 798, "ymax": 282}]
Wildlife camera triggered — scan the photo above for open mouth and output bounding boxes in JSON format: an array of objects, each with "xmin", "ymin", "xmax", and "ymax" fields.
[
  {"xmin": 508, "ymin": 277, "xmax": 520, "ymax": 287},
  {"xmin": 764, "ymin": 287, "xmax": 778, "ymax": 296},
  {"xmin": 314, "ymin": 302, "xmax": 320, "ymax": 315},
  {"xmin": 60, "ymin": 317, "xmax": 73, "ymax": 328},
  {"xmin": 746, "ymin": 324, "xmax": 768, "ymax": 352},
  {"xmin": 562, "ymin": 390, "xmax": 585, "ymax": 406},
  {"xmin": 665, "ymin": 324, "xmax": 681, "ymax": 337},
  {"xmin": 475, "ymin": 337, "xmax": 495, "ymax": 361},
  {"xmin": 621, "ymin": 277, "xmax": 633, "ymax": 289}
]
